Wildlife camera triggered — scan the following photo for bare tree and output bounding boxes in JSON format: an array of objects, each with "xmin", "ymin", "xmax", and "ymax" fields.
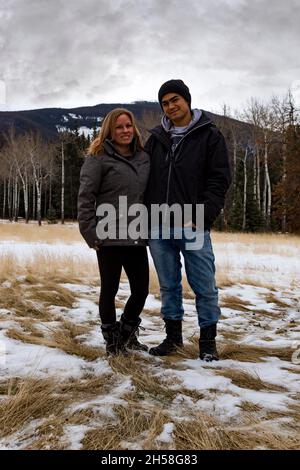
[
  {"xmin": 4, "ymin": 128, "xmax": 32, "ymax": 223},
  {"xmin": 242, "ymin": 146, "xmax": 248, "ymax": 230},
  {"xmin": 25, "ymin": 132, "xmax": 53, "ymax": 226},
  {"xmin": 61, "ymin": 140, "xmax": 65, "ymax": 224},
  {"xmin": 244, "ymin": 99, "xmax": 264, "ymax": 213},
  {"xmin": 271, "ymin": 92, "xmax": 296, "ymax": 232},
  {"xmin": 244, "ymin": 99, "xmax": 276, "ymax": 229},
  {"xmin": 0, "ymin": 145, "xmax": 16, "ymax": 222},
  {"xmin": 57, "ymin": 132, "xmax": 71, "ymax": 225},
  {"xmin": 0, "ymin": 148, "xmax": 11, "ymax": 220}
]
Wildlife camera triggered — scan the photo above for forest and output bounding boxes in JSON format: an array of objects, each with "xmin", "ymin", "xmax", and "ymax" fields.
[{"xmin": 0, "ymin": 93, "xmax": 299, "ymax": 233}]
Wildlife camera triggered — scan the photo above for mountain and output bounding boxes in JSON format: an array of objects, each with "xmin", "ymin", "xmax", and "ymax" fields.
[
  {"xmin": 0, "ymin": 101, "xmax": 224, "ymax": 142},
  {"xmin": 0, "ymin": 102, "xmax": 163, "ymax": 141}
]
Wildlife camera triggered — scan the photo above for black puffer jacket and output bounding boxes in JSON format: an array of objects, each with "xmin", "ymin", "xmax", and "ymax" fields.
[
  {"xmin": 77, "ymin": 140, "xmax": 150, "ymax": 248},
  {"xmin": 144, "ymin": 111, "xmax": 231, "ymax": 229}
]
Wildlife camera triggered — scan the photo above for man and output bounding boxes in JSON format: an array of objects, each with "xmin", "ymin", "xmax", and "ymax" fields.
[{"xmin": 145, "ymin": 79, "xmax": 231, "ymax": 361}]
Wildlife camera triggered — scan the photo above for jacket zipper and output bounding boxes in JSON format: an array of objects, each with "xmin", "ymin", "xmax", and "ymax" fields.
[
  {"xmin": 173, "ymin": 121, "xmax": 211, "ymax": 161},
  {"xmin": 162, "ymin": 149, "xmax": 174, "ymax": 223},
  {"xmin": 165, "ymin": 150, "xmax": 174, "ymax": 206}
]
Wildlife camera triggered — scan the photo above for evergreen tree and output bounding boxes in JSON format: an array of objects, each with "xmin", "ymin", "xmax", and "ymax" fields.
[{"xmin": 228, "ymin": 189, "xmax": 243, "ymax": 231}]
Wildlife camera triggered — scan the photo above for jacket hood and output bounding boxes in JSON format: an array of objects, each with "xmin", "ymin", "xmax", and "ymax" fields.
[
  {"xmin": 150, "ymin": 110, "xmax": 213, "ymax": 138},
  {"xmin": 161, "ymin": 108, "xmax": 203, "ymax": 133}
]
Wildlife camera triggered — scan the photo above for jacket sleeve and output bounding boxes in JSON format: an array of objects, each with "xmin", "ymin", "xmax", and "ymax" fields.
[
  {"xmin": 77, "ymin": 155, "xmax": 102, "ymax": 248},
  {"xmin": 144, "ymin": 135, "xmax": 154, "ymax": 158},
  {"xmin": 203, "ymin": 128, "xmax": 232, "ymax": 227}
]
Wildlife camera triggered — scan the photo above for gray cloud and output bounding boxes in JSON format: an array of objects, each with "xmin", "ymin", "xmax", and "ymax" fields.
[{"xmin": 0, "ymin": 0, "xmax": 299, "ymax": 111}]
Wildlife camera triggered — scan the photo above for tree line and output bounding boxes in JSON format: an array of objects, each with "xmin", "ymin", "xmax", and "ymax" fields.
[
  {"xmin": 213, "ymin": 92, "xmax": 300, "ymax": 233},
  {"xmin": 0, "ymin": 93, "xmax": 299, "ymax": 233}
]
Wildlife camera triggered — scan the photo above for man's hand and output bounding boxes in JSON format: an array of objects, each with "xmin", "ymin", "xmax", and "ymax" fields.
[{"xmin": 183, "ymin": 221, "xmax": 196, "ymax": 228}]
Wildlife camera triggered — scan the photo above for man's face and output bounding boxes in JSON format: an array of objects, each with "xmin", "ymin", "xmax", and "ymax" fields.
[{"xmin": 161, "ymin": 93, "xmax": 191, "ymax": 125}]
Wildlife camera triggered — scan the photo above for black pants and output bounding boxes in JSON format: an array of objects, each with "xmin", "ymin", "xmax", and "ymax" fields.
[{"xmin": 96, "ymin": 246, "xmax": 149, "ymax": 325}]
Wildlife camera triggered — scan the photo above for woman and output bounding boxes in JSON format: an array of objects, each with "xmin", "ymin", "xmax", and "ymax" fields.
[{"xmin": 78, "ymin": 108, "xmax": 150, "ymax": 355}]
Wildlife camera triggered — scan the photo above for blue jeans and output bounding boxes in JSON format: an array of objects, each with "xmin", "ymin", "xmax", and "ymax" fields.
[{"xmin": 148, "ymin": 228, "xmax": 220, "ymax": 328}]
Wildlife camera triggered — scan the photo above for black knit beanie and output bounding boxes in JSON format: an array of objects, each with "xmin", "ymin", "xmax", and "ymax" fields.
[{"xmin": 158, "ymin": 79, "xmax": 191, "ymax": 109}]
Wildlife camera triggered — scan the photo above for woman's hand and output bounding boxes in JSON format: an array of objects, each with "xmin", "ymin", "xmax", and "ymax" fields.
[{"xmin": 92, "ymin": 240, "xmax": 102, "ymax": 251}]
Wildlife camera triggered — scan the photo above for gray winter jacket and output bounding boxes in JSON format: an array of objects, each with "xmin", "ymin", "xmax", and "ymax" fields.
[{"xmin": 77, "ymin": 140, "xmax": 150, "ymax": 248}]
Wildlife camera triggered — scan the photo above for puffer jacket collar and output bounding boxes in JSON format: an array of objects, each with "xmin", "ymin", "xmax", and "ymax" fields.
[
  {"xmin": 103, "ymin": 138, "xmax": 138, "ymax": 157},
  {"xmin": 103, "ymin": 139, "xmax": 139, "ymax": 173}
]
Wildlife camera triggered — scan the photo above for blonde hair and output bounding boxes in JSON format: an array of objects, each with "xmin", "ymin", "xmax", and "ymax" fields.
[{"xmin": 88, "ymin": 108, "xmax": 143, "ymax": 155}]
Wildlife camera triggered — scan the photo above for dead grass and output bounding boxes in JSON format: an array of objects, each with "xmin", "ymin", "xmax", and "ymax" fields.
[
  {"xmin": 16, "ymin": 318, "xmax": 45, "ymax": 337},
  {"xmin": 215, "ymin": 271, "xmax": 235, "ymax": 288},
  {"xmin": 6, "ymin": 321, "xmax": 104, "ymax": 361},
  {"xmin": 0, "ymin": 252, "xmax": 98, "ymax": 287},
  {"xmin": 219, "ymin": 330, "xmax": 245, "ymax": 341},
  {"xmin": 148, "ymin": 269, "xmax": 160, "ymax": 296},
  {"xmin": 211, "ymin": 231, "xmax": 300, "ymax": 250},
  {"xmin": 2, "ymin": 223, "xmax": 299, "ymax": 250},
  {"xmin": 49, "ymin": 323, "xmax": 104, "ymax": 361},
  {"xmin": 142, "ymin": 308, "xmax": 161, "ymax": 317},
  {"xmin": 0, "ymin": 377, "xmax": 67, "ymax": 438},
  {"xmin": 158, "ymin": 335, "xmax": 294, "ymax": 365},
  {"xmin": 234, "ymin": 278, "xmax": 280, "ymax": 290},
  {"xmin": 168, "ymin": 342, "xmax": 199, "ymax": 361},
  {"xmin": 0, "ymin": 364, "xmax": 298, "ymax": 450},
  {"xmin": 1, "ymin": 227, "xmax": 300, "ymax": 449},
  {"xmin": 249, "ymin": 309, "xmax": 283, "ymax": 318},
  {"xmin": 264, "ymin": 410, "xmax": 297, "ymax": 423},
  {"xmin": 0, "ymin": 277, "xmax": 76, "ymax": 321},
  {"xmin": 81, "ymin": 404, "xmax": 169, "ymax": 450},
  {"xmin": 219, "ymin": 342, "xmax": 293, "ymax": 363},
  {"xmin": 27, "ymin": 253, "xmax": 99, "ymax": 281},
  {"xmin": 281, "ymin": 367, "xmax": 300, "ymax": 375},
  {"xmin": 174, "ymin": 411, "xmax": 300, "ymax": 449},
  {"xmin": 143, "ymin": 409, "xmax": 173, "ymax": 450},
  {"xmin": 214, "ymin": 368, "xmax": 288, "ymax": 392},
  {"xmin": 287, "ymin": 402, "xmax": 300, "ymax": 429},
  {"xmin": 264, "ymin": 293, "xmax": 291, "ymax": 308},
  {"xmin": 178, "ymin": 388, "xmax": 205, "ymax": 401},
  {"xmin": 109, "ymin": 355, "xmax": 178, "ymax": 402},
  {"xmin": 0, "ymin": 222, "xmax": 82, "ymax": 243},
  {"xmin": 0, "ymin": 373, "xmax": 116, "ymax": 446},
  {"xmin": 220, "ymin": 295, "xmax": 253, "ymax": 312},
  {"xmin": 58, "ymin": 320, "xmax": 92, "ymax": 337},
  {"xmin": 174, "ymin": 412, "xmax": 226, "ymax": 449},
  {"xmin": 28, "ymin": 284, "xmax": 76, "ymax": 308},
  {"xmin": 237, "ymin": 401, "xmax": 263, "ymax": 413},
  {"xmin": 25, "ymin": 410, "xmax": 115, "ymax": 450},
  {"xmin": 24, "ymin": 416, "xmax": 67, "ymax": 450},
  {"xmin": 0, "ymin": 286, "xmax": 53, "ymax": 321},
  {"xmin": 25, "ymin": 408, "xmax": 103, "ymax": 449},
  {"xmin": 59, "ymin": 373, "xmax": 113, "ymax": 399},
  {"xmin": 0, "ymin": 253, "xmax": 17, "ymax": 281},
  {"xmin": 81, "ymin": 405, "xmax": 152, "ymax": 450}
]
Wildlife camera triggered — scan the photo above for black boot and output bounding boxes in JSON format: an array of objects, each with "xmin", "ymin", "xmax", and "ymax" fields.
[
  {"xmin": 199, "ymin": 324, "xmax": 219, "ymax": 361},
  {"xmin": 101, "ymin": 322, "xmax": 122, "ymax": 356},
  {"xmin": 119, "ymin": 316, "xmax": 148, "ymax": 352},
  {"xmin": 149, "ymin": 319, "xmax": 183, "ymax": 356}
]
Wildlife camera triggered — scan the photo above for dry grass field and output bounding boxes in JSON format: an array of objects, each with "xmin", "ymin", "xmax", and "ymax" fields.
[{"xmin": 0, "ymin": 222, "xmax": 299, "ymax": 450}]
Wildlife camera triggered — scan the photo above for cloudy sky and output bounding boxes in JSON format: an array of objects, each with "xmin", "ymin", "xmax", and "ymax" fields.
[{"xmin": 0, "ymin": 0, "xmax": 300, "ymax": 112}]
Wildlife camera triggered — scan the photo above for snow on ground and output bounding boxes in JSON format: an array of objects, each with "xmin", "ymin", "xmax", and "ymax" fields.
[
  {"xmin": 1, "ymin": 235, "xmax": 300, "ymax": 289},
  {"xmin": 0, "ymin": 240, "xmax": 94, "ymax": 262},
  {"xmin": 0, "ymin": 233, "xmax": 299, "ymax": 449}
]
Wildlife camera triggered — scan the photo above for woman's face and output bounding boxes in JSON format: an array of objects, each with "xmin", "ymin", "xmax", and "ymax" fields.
[{"xmin": 112, "ymin": 113, "xmax": 134, "ymax": 148}]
